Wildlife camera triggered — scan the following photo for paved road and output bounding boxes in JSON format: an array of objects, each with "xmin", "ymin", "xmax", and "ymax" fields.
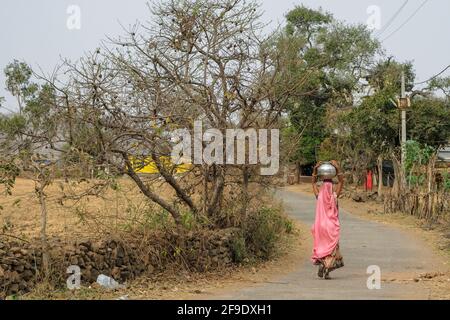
[{"xmin": 210, "ymin": 189, "xmax": 444, "ymax": 300}]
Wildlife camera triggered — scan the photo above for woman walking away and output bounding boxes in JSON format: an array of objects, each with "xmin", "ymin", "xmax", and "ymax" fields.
[{"xmin": 311, "ymin": 160, "xmax": 345, "ymax": 279}]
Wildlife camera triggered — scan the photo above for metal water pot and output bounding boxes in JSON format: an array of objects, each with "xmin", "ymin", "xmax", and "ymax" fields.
[{"xmin": 317, "ymin": 162, "xmax": 337, "ymax": 180}]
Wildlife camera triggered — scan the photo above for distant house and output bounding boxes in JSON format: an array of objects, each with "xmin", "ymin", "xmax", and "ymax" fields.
[{"xmin": 437, "ymin": 146, "xmax": 450, "ymax": 164}]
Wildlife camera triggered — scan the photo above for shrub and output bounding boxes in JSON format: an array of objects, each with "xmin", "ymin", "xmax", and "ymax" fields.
[
  {"xmin": 243, "ymin": 206, "xmax": 292, "ymax": 260},
  {"xmin": 230, "ymin": 231, "xmax": 247, "ymax": 263}
]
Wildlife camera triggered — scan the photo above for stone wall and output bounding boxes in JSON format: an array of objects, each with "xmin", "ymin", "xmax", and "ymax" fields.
[{"xmin": 0, "ymin": 227, "xmax": 240, "ymax": 298}]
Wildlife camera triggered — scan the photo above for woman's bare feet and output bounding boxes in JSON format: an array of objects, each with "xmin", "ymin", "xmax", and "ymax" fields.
[{"xmin": 318, "ymin": 264, "xmax": 324, "ymax": 278}]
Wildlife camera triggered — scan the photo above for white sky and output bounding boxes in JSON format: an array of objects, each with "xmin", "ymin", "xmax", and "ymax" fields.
[{"xmin": 0, "ymin": 0, "xmax": 449, "ymax": 110}]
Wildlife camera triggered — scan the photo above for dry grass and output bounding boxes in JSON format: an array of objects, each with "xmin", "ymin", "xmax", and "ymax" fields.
[
  {"xmin": 0, "ymin": 177, "xmax": 177, "ymax": 241},
  {"xmin": 0, "ymin": 176, "xmax": 273, "ymax": 241}
]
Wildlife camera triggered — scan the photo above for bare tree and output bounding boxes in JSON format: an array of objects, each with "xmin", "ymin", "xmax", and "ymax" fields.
[{"xmin": 39, "ymin": 0, "xmax": 314, "ymax": 226}]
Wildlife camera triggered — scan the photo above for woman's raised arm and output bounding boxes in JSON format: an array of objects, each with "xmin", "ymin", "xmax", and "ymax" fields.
[
  {"xmin": 312, "ymin": 162, "xmax": 322, "ymax": 198},
  {"xmin": 331, "ymin": 160, "xmax": 344, "ymax": 197}
]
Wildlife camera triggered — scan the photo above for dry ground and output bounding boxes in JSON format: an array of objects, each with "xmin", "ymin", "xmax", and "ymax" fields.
[
  {"xmin": 3, "ymin": 179, "xmax": 450, "ymax": 299},
  {"xmin": 1, "ymin": 178, "xmax": 309, "ymax": 300}
]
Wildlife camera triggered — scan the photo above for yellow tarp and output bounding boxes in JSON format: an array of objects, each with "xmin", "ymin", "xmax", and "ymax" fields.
[{"xmin": 130, "ymin": 156, "xmax": 192, "ymax": 174}]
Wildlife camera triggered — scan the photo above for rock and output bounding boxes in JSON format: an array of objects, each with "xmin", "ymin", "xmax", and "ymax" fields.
[
  {"xmin": 352, "ymin": 193, "xmax": 367, "ymax": 203},
  {"xmin": 22, "ymin": 270, "xmax": 34, "ymax": 281},
  {"xmin": 93, "ymin": 253, "xmax": 105, "ymax": 267},
  {"xmin": 7, "ymin": 271, "xmax": 20, "ymax": 282},
  {"xmin": 10, "ymin": 247, "xmax": 22, "ymax": 254},
  {"xmin": 120, "ymin": 270, "xmax": 131, "ymax": 279},
  {"xmin": 111, "ymin": 267, "xmax": 121, "ymax": 279},
  {"xmin": 19, "ymin": 280, "xmax": 28, "ymax": 291},
  {"xmin": 116, "ymin": 246, "xmax": 125, "ymax": 258},
  {"xmin": 13, "ymin": 264, "xmax": 24, "ymax": 272},
  {"xmin": 367, "ymin": 192, "xmax": 378, "ymax": 200},
  {"xmin": 91, "ymin": 268, "xmax": 100, "ymax": 281},
  {"xmin": 7, "ymin": 258, "xmax": 21, "ymax": 266},
  {"xmin": 79, "ymin": 241, "xmax": 92, "ymax": 250},
  {"xmin": 78, "ymin": 257, "xmax": 86, "ymax": 267},
  {"xmin": 108, "ymin": 241, "xmax": 117, "ymax": 249},
  {"xmin": 8, "ymin": 283, "xmax": 19, "ymax": 294},
  {"xmin": 69, "ymin": 256, "xmax": 79, "ymax": 265},
  {"xmin": 91, "ymin": 241, "xmax": 103, "ymax": 252}
]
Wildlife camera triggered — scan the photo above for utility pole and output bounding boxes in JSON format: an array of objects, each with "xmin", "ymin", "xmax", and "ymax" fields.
[
  {"xmin": 401, "ymin": 71, "xmax": 407, "ymax": 169},
  {"xmin": 398, "ymin": 71, "xmax": 411, "ymax": 189}
]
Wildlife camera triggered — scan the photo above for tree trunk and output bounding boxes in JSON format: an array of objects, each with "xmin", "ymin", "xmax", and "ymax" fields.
[
  {"xmin": 38, "ymin": 184, "xmax": 49, "ymax": 275},
  {"xmin": 202, "ymin": 165, "xmax": 209, "ymax": 216},
  {"xmin": 241, "ymin": 166, "xmax": 250, "ymax": 218},
  {"xmin": 208, "ymin": 166, "xmax": 225, "ymax": 217},
  {"xmin": 151, "ymin": 153, "xmax": 197, "ymax": 214},
  {"xmin": 391, "ymin": 157, "xmax": 399, "ymax": 197},
  {"xmin": 377, "ymin": 156, "xmax": 383, "ymax": 196},
  {"xmin": 121, "ymin": 156, "xmax": 182, "ymax": 224},
  {"xmin": 426, "ymin": 156, "xmax": 436, "ymax": 220},
  {"xmin": 296, "ymin": 161, "xmax": 301, "ymax": 184}
]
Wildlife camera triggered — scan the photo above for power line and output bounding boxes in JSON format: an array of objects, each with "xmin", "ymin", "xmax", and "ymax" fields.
[
  {"xmin": 414, "ymin": 64, "xmax": 450, "ymax": 85},
  {"xmin": 375, "ymin": 0, "xmax": 409, "ymax": 37},
  {"xmin": 381, "ymin": 0, "xmax": 430, "ymax": 42}
]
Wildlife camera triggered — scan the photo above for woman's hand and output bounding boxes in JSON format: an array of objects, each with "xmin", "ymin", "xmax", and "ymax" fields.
[
  {"xmin": 312, "ymin": 161, "xmax": 322, "ymax": 197},
  {"xmin": 313, "ymin": 161, "xmax": 323, "ymax": 175},
  {"xmin": 330, "ymin": 160, "xmax": 344, "ymax": 197},
  {"xmin": 330, "ymin": 160, "xmax": 341, "ymax": 173}
]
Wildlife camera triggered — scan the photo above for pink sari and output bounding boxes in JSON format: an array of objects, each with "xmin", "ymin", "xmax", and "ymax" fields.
[{"xmin": 311, "ymin": 181, "xmax": 341, "ymax": 265}]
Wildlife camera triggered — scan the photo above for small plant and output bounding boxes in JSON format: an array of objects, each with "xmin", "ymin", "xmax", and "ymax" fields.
[
  {"xmin": 151, "ymin": 209, "xmax": 173, "ymax": 229},
  {"xmin": 230, "ymin": 232, "xmax": 247, "ymax": 263},
  {"xmin": 284, "ymin": 219, "xmax": 294, "ymax": 234},
  {"xmin": 442, "ymin": 172, "xmax": 450, "ymax": 192},
  {"xmin": 407, "ymin": 174, "xmax": 425, "ymax": 187},
  {"xmin": 0, "ymin": 161, "xmax": 20, "ymax": 195},
  {"xmin": 180, "ymin": 211, "xmax": 195, "ymax": 230}
]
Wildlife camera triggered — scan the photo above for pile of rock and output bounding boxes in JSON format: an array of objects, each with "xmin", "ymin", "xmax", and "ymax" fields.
[
  {"xmin": 180, "ymin": 228, "xmax": 239, "ymax": 271},
  {"xmin": 63, "ymin": 239, "xmax": 148, "ymax": 284},
  {"xmin": 351, "ymin": 191, "xmax": 381, "ymax": 203},
  {"xmin": 0, "ymin": 242, "xmax": 41, "ymax": 297},
  {"xmin": 0, "ymin": 228, "xmax": 240, "ymax": 298}
]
